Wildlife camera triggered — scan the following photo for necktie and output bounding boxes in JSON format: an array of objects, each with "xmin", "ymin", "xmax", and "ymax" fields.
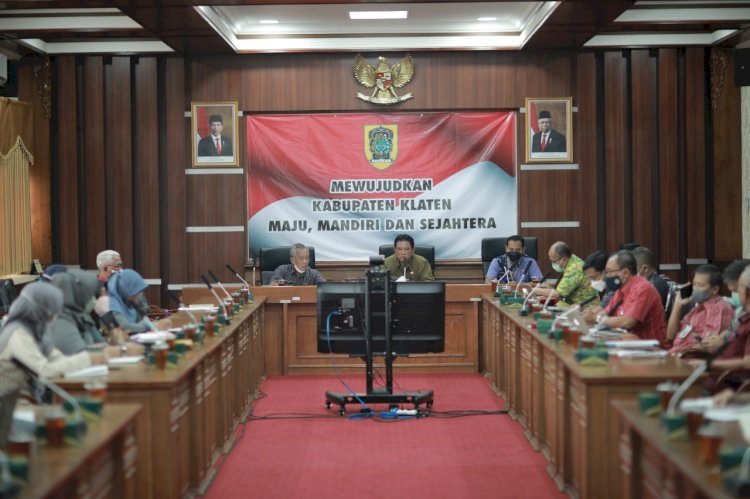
[
  {"xmin": 215, "ymin": 138, "xmax": 221, "ymax": 156},
  {"xmin": 541, "ymin": 134, "xmax": 547, "ymax": 152}
]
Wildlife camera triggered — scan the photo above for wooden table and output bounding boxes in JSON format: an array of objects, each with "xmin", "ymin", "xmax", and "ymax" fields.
[
  {"xmin": 19, "ymin": 403, "xmax": 140, "ymax": 499},
  {"xmin": 248, "ymin": 283, "xmax": 489, "ymax": 376},
  {"xmin": 57, "ymin": 299, "xmax": 265, "ymax": 499},
  {"xmin": 613, "ymin": 399, "xmax": 736, "ymax": 499},
  {"xmin": 481, "ymin": 294, "xmax": 696, "ymax": 499}
]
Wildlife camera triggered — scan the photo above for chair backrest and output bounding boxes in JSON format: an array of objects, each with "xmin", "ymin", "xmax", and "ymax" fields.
[
  {"xmin": 0, "ymin": 390, "xmax": 19, "ymax": 449},
  {"xmin": 480, "ymin": 237, "xmax": 538, "ymax": 276},
  {"xmin": 258, "ymin": 246, "xmax": 316, "ymax": 285},
  {"xmin": 0, "ymin": 279, "xmax": 17, "ymax": 317},
  {"xmin": 378, "ymin": 244, "xmax": 436, "ymax": 269}
]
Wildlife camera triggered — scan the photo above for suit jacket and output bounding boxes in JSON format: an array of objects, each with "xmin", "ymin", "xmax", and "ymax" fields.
[
  {"xmin": 198, "ymin": 135, "xmax": 233, "ymax": 157},
  {"xmin": 531, "ymin": 129, "xmax": 566, "ymax": 153}
]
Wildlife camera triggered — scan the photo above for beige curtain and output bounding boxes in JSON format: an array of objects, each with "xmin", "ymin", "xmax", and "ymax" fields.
[{"xmin": 0, "ymin": 98, "xmax": 34, "ymax": 276}]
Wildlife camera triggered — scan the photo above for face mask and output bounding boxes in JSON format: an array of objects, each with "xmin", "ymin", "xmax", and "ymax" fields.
[
  {"xmin": 732, "ymin": 292, "xmax": 741, "ymax": 308},
  {"xmin": 552, "ymin": 262, "xmax": 564, "ymax": 273},
  {"xmin": 605, "ymin": 276, "xmax": 622, "ymax": 292},
  {"xmin": 84, "ymin": 297, "xmax": 96, "ymax": 314},
  {"xmin": 692, "ymin": 290, "xmax": 711, "ymax": 304},
  {"xmin": 293, "ymin": 265, "xmax": 305, "ymax": 274},
  {"xmin": 591, "ymin": 280, "xmax": 607, "ymax": 293},
  {"xmin": 507, "ymin": 252, "xmax": 522, "ymax": 263}
]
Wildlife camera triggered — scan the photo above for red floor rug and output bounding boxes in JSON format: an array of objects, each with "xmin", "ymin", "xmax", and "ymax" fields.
[{"xmin": 204, "ymin": 373, "xmax": 566, "ymax": 499}]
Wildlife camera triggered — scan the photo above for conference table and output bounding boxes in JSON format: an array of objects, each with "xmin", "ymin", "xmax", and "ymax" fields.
[
  {"xmin": 481, "ymin": 294, "xmax": 697, "ymax": 499},
  {"xmin": 56, "ymin": 299, "xmax": 266, "ymax": 499},
  {"xmin": 18, "ymin": 403, "xmax": 140, "ymax": 499},
  {"xmin": 613, "ymin": 399, "xmax": 735, "ymax": 499}
]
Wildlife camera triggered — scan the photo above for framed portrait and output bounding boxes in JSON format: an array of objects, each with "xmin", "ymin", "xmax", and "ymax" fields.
[
  {"xmin": 524, "ymin": 97, "xmax": 573, "ymax": 163},
  {"xmin": 191, "ymin": 101, "xmax": 239, "ymax": 167}
]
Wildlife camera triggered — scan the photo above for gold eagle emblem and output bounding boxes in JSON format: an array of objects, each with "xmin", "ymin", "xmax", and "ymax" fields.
[{"xmin": 353, "ymin": 54, "xmax": 415, "ymax": 105}]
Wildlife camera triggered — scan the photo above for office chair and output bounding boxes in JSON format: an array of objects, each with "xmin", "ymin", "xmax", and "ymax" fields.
[
  {"xmin": 378, "ymin": 244, "xmax": 436, "ymax": 270},
  {"xmin": 480, "ymin": 237, "xmax": 538, "ymax": 276},
  {"xmin": 259, "ymin": 246, "xmax": 317, "ymax": 285}
]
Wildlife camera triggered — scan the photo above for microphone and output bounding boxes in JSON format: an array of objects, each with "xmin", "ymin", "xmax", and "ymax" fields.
[
  {"xmin": 166, "ymin": 290, "xmax": 200, "ymax": 326},
  {"xmin": 667, "ymin": 339, "xmax": 733, "ymax": 415},
  {"xmin": 201, "ymin": 274, "xmax": 228, "ymax": 320},
  {"xmin": 522, "ymin": 270, "xmax": 552, "ymax": 309},
  {"xmin": 551, "ymin": 295, "xmax": 598, "ymax": 328},
  {"xmin": 208, "ymin": 270, "xmax": 233, "ymax": 301},
  {"xmin": 11, "ymin": 359, "xmax": 86, "ymax": 436},
  {"xmin": 226, "ymin": 264, "xmax": 249, "ymax": 287},
  {"xmin": 513, "ymin": 259, "xmax": 534, "ymax": 293}
]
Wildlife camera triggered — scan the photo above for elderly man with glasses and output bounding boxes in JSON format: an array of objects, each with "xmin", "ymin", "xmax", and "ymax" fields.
[{"xmin": 535, "ymin": 241, "xmax": 600, "ymax": 306}]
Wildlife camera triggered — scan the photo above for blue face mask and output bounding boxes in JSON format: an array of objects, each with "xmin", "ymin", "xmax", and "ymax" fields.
[{"xmin": 732, "ymin": 292, "xmax": 741, "ymax": 308}]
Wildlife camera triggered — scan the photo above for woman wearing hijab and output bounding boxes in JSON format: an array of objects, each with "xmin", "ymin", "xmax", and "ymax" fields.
[
  {"xmin": 47, "ymin": 269, "xmax": 106, "ymax": 354},
  {"xmin": 0, "ymin": 283, "xmax": 107, "ymax": 380},
  {"xmin": 107, "ymin": 269, "xmax": 156, "ymax": 334}
]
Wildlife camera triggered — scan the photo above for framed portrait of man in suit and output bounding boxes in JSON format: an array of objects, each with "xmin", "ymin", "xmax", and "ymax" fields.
[
  {"xmin": 524, "ymin": 97, "xmax": 573, "ymax": 163},
  {"xmin": 191, "ymin": 101, "xmax": 239, "ymax": 167}
]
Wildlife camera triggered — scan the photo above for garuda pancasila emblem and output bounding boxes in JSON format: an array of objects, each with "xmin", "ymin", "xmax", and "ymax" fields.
[{"xmin": 353, "ymin": 54, "xmax": 415, "ymax": 105}]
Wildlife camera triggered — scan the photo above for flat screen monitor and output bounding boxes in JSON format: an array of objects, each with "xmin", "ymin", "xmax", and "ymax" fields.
[{"xmin": 317, "ymin": 280, "xmax": 445, "ymax": 356}]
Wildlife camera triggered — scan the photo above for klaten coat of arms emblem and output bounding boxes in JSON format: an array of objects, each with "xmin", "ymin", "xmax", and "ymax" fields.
[{"xmin": 353, "ymin": 54, "xmax": 415, "ymax": 105}]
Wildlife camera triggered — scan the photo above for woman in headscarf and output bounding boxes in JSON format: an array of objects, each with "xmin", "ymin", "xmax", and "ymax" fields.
[
  {"xmin": 47, "ymin": 269, "xmax": 106, "ymax": 354},
  {"xmin": 0, "ymin": 283, "xmax": 107, "ymax": 380},
  {"xmin": 107, "ymin": 269, "xmax": 156, "ymax": 334}
]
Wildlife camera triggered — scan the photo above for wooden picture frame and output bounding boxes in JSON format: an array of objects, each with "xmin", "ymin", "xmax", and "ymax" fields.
[
  {"xmin": 191, "ymin": 101, "xmax": 239, "ymax": 167},
  {"xmin": 524, "ymin": 97, "xmax": 573, "ymax": 163}
]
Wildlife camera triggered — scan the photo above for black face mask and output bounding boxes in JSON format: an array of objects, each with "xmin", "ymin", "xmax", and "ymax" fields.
[
  {"xmin": 605, "ymin": 276, "xmax": 622, "ymax": 292},
  {"xmin": 507, "ymin": 252, "xmax": 522, "ymax": 263}
]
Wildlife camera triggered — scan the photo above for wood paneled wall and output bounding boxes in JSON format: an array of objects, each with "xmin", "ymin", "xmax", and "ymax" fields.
[{"xmin": 21, "ymin": 48, "xmax": 741, "ymax": 304}]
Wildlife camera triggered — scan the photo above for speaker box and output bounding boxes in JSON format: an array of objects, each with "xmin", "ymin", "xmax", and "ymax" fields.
[{"xmin": 734, "ymin": 48, "xmax": 750, "ymax": 86}]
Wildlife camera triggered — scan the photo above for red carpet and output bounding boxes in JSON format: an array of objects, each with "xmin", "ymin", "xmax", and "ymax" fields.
[{"xmin": 204, "ymin": 374, "xmax": 565, "ymax": 499}]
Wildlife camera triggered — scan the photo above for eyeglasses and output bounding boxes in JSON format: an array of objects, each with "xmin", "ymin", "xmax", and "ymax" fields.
[
  {"xmin": 550, "ymin": 256, "xmax": 564, "ymax": 264},
  {"xmin": 604, "ymin": 267, "xmax": 621, "ymax": 277}
]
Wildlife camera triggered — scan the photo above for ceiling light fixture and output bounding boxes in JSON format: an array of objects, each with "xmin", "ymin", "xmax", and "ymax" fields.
[
  {"xmin": 477, "ymin": 17, "xmax": 497, "ymax": 22},
  {"xmin": 349, "ymin": 11, "xmax": 408, "ymax": 20},
  {"xmin": 259, "ymin": 19, "xmax": 279, "ymax": 24}
]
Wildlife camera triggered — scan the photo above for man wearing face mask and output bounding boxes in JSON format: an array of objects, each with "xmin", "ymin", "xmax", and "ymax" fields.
[
  {"xmin": 535, "ymin": 241, "xmax": 599, "ymax": 305},
  {"xmin": 631, "ymin": 246, "xmax": 670, "ymax": 307},
  {"xmin": 270, "ymin": 243, "xmax": 326, "ymax": 286},
  {"xmin": 583, "ymin": 250, "xmax": 614, "ymax": 308},
  {"xmin": 703, "ymin": 266, "xmax": 750, "ymax": 372},
  {"xmin": 107, "ymin": 269, "xmax": 156, "ymax": 334},
  {"xmin": 485, "ymin": 235, "xmax": 543, "ymax": 284},
  {"xmin": 723, "ymin": 260, "xmax": 750, "ymax": 310},
  {"xmin": 667, "ymin": 265, "xmax": 734, "ymax": 354},
  {"xmin": 593, "ymin": 251, "xmax": 666, "ymax": 342}
]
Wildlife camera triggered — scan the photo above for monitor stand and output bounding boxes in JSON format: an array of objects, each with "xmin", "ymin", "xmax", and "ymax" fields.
[{"xmin": 324, "ymin": 268, "xmax": 434, "ymax": 416}]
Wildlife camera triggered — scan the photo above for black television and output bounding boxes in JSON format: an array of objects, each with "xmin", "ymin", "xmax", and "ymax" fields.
[{"xmin": 317, "ymin": 280, "xmax": 445, "ymax": 356}]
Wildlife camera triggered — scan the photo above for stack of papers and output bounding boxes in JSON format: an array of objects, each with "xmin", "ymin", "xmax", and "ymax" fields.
[
  {"xmin": 179, "ymin": 305, "xmax": 218, "ymax": 313},
  {"xmin": 605, "ymin": 339, "xmax": 660, "ymax": 349},
  {"xmin": 108, "ymin": 356, "xmax": 144, "ymax": 366},
  {"xmin": 608, "ymin": 349, "xmax": 668, "ymax": 359},
  {"xmin": 64, "ymin": 365, "xmax": 109, "ymax": 378},
  {"xmin": 131, "ymin": 331, "xmax": 176, "ymax": 344}
]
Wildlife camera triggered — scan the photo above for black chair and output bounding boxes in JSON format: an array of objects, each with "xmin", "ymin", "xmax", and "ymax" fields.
[
  {"xmin": 378, "ymin": 244, "xmax": 435, "ymax": 270},
  {"xmin": 259, "ymin": 246, "xmax": 317, "ymax": 285},
  {"xmin": 0, "ymin": 279, "xmax": 17, "ymax": 317},
  {"xmin": 480, "ymin": 237, "xmax": 538, "ymax": 277}
]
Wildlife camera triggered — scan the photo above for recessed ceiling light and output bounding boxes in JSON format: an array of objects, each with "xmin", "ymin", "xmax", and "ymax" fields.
[
  {"xmin": 349, "ymin": 11, "xmax": 408, "ymax": 20},
  {"xmin": 477, "ymin": 17, "xmax": 497, "ymax": 22},
  {"xmin": 259, "ymin": 19, "xmax": 279, "ymax": 24}
]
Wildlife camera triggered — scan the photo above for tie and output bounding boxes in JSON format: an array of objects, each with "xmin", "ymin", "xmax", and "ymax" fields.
[
  {"xmin": 215, "ymin": 138, "xmax": 221, "ymax": 156},
  {"xmin": 541, "ymin": 134, "xmax": 547, "ymax": 152}
]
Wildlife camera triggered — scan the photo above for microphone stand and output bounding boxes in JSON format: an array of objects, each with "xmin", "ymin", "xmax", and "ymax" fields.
[
  {"xmin": 208, "ymin": 270, "xmax": 233, "ymax": 301},
  {"xmin": 521, "ymin": 271, "xmax": 552, "ymax": 312},
  {"xmin": 226, "ymin": 264, "xmax": 249, "ymax": 287},
  {"xmin": 513, "ymin": 259, "xmax": 534, "ymax": 294},
  {"xmin": 201, "ymin": 275, "xmax": 228, "ymax": 320},
  {"xmin": 167, "ymin": 290, "xmax": 200, "ymax": 327},
  {"xmin": 667, "ymin": 339, "xmax": 733, "ymax": 415}
]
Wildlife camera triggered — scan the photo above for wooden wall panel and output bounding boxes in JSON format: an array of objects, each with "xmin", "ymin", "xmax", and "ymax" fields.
[
  {"xmin": 56, "ymin": 55, "xmax": 79, "ymax": 264},
  {"xmin": 106, "ymin": 57, "xmax": 133, "ymax": 265},
  {"xmin": 684, "ymin": 48, "xmax": 707, "ymax": 261},
  {"xmin": 575, "ymin": 52, "xmax": 598, "ymax": 256},
  {"xmin": 186, "ymin": 233, "xmax": 246, "ymax": 283},
  {"xmin": 17, "ymin": 62, "xmax": 52, "ymax": 265},
  {"xmin": 712, "ymin": 49, "xmax": 742, "ymax": 261},
  {"xmin": 82, "ymin": 56, "xmax": 106, "ymax": 269},
  {"xmin": 164, "ymin": 57, "xmax": 188, "ymax": 286},
  {"xmin": 185, "ymin": 175, "xmax": 246, "ymax": 227},
  {"xmin": 603, "ymin": 51, "xmax": 628, "ymax": 251},
  {"xmin": 630, "ymin": 50, "xmax": 658, "ymax": 253},
  {"xmin": 134, "ymin": 57, "xmax": 160, "ymax": 279},
  {"xmin": 657, "ymin": 49, "xmax": 681, "ymax": 271}
]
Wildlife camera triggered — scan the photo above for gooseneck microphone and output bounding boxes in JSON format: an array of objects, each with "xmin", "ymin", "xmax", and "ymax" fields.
[
  {"xmin": 201, "ymin": 274, "xmax": 228, "ymax": 319},
  {"xmin": 667, "ymin": 339, "xmax": 734, "ymax": 415},
  {"xmin": 208, "ymin": 270, "xmax": 233, "ymax": 300},
  {"xmin": 522, "ymin": 270, "xmax": 553, "ymax": 309},
  {"xmin": 12, "ymin": 358, "xmax": 84, "ymax": 424},
  {"xmin": 551, "ymin": 294, "xmax": 598, "ymax": 328},
  {"xmin": 514, "ymin": 259, "xmax": 535, "ymax": 293},
  {"xmin": 167, "ymin": 290, "xmax": 199, "ymax": 326},
  {"xmin": 226, "ymin": 264, "xmax": 249, "ymax": 287}
]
